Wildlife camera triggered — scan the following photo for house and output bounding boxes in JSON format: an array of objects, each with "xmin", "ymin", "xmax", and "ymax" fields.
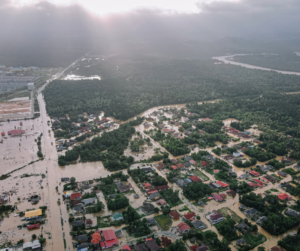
[
  {"xmin": 71, "ymin": 193, "xmax": 82, "ymax": 200},
  {"xmin": 197, "ymin": 243, "xmax": 209, "ymax": 251},
  {"xmin": 25, "ymin": 209, "xmax": 42, "ymax": 219},
  {"xmin": 249, "ymin": 170, "xmax": 260, "ymax": 177},
  {"xmin": 201, "ymin": 161, "xmax": 209, "ymax": 167},
  {"xmin": 169, "ymin": 210, "xmax": 180, "ymax": 220},
  {"xmin": 239, "ymin": 173, "xmax": 251, "ymax": 180},
  {"xmin": 183, "ymin": 212, "xmax": 196, "ymax": 221},
  {"xmin": 75, "ymin": 234, "xmax": 88, "ymax": 242},
  {"xmin": 146, "ymin": 239, "xmax": 160, "ymax": 251},
  {"xmin": 117, "ymin": 184, "xmax": 132, "ymax": 193},
  {"xmin": 184, "ymin": 162, "xmax": 191, "ymax": 167},
  {"xmin": 158, "ymin": 199, "xmax": 167, "ymax": 205},
  {"xmin": 115, "ymin": 229, "xmax": 124, "ymax": 238},
  {"xmin": 236, "ymin": 222, "xmax": 251, "ymax": 234},
  {"xmin": 73, "ymin": 204, "xmax": 85, "ymax": 215},
  {"xmin": 85, "ymin": 219, "xmax": 93, "ymax": 227},
  {"xmin": 144, "ymin": 183, "xmax": 151, "ymax": 188},
  {"xmin": 191, "ymin": 220, "xmax": 206, "ymax": 229},
  {"xmin": 112, "ymin": 212, "xmax": 123, "ymax": 221},
  {"xmin": 253, "ymin": 179, "xmax": 263, "ymax": 185},
  {"xmin": 278, "ymin": 193, "xmax": 289, "ymax": 201},
  {"xmin": 141, "ymin": 202, "xmax": 155, "ymax": 214},
  {"xmin": 27, "ymin": 223, "xmax": 40, "ymax": 230},
  {"xmin": 176, "ymin": 179, "xmax": 189, "ymax": 187},
  {"xmin": 171, "ymin": 165, "xmax": 178, "ymax": 170},
  {"xmin": 102, "ymin": 229, "xmax": 119, "ymax": 248},
  {"xmin": 233, "ymin": 152, "xmax": 241, "ymax": 157},
  {"xmin": 208, "ymin": 182, "xmax": 221, "ymax": 190},
  {"xmin": 247, "ymin": 182, "xmax": 257, "ymax": 187},
  {"xmin": 156, "ymin": 162, "xmax": 166, "ymax": 170},
  {"xmin": 256, "ymin": 216, "xmax": 268, "ymax": 225},
  {"xmin": 177, "ymin": 222, "xmax": 191, "ymax": 234},
  {"xmin": 161, "ymin": 237, "xmax": 172, "ymax": 247},
  {"xmin": 213, "ymin": 194, "xmax": 224, "ymax": 202},
  {"xmin": 281, "ymin": 182, "xmax": 293, "ymax": 191},
  {"xmin": 82, "ymin": 198, "xmax": 95, "ymax": 206},
  {"xmin": 135, "ymin": 243, "xmax": 148, "ymax": 251},
  {"xmin": 214, "ymin": 169, "xmax": 220, "ymax": 174},
  {"xmin": 189, "ymin": 175, "xmax": 201, "ymax": 183},
  {"xmin": 156, "ymin": 185, "xmax": 169, "ymax": 191},
  {"xmin": 278, "ymin": 171, "xmax": 288, "ymax": 177},
  {"xmin": 61, "ymin": 177, "xmax": 69, "ymax": 182},
  {"xmin": 244, "ymin": 208, "xmax": 258, "ymax": 217},
  {"xmin": 190, "ymin": 160, "xmax": 196, "ymax": 165},
  {"xmin": 146, "ymin": 218, "xmax": 157, "ymax": 226},
  {"xmin": 264, "ymin": 175, "xmax": 277, "ymax": 183},
  {"xmin": 141, "ymin": 166, "xmax": 154, "ymax": 172},
  {"xmin": 285, "ymin": 208, "xmax": 300, "ymax": 217},
  {"xmin": 270, "ymin": 246, "xmax": 284, "ymax": 251},
  {"xmin": 177, "ymin": 163, "xmax": 185, "ymax": 169},
  {"xmin": 149, "ymin": 192, "xmax": 161, "ymax": 200},
  {"xmin": 72, "ymin": 219, "xmax": 84, "ymax": 228},
  {"xmin": 171, "ymin": 159, "xmax": 179, "ymax": 164},
  {"xmin": 23, "ymin": 240, "xmax": 41, "ymax": 251},
  {"xmin": 216, "ymin": 181, "xmax": 229, "ymax": 188},
  {"xmin": 236, "ymin": 239, "xmax": 247, "ymax": 246},
  {"xmin": 239, "ymin": 205, "xmax": 247, "ymax": 210},
  {"xmin": 206, "ymin": 210, "xmax": 225, "ymax": 224},
  {"xmin": 227, "ymin": 190, "xmax": 237, "ymax": 197}
]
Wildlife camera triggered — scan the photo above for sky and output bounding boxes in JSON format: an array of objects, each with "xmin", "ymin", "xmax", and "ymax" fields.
[{"xmin": 11, "ymin": 0, "xmax": 234, "ymax": 15}]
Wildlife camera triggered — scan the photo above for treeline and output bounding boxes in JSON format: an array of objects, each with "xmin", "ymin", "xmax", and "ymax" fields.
[
  {"xmin": 43, "ymin": 55, "xmax": 300, "ymax": 122},
  {"xmin": 183, "ymin": 182, "xmax": 213, "ymax": 200},
  {"xmin": 243, "ymin": 147, "xmax": 276, "ymax": 162},
  {"xmin": 58, "ymin": 123, "xmax": 135, "ymax": 169},
  {"xmin": 107, "ymin": 194, "xmax": 129, "ymax": 211},
  {"xmin": 240, "ymin": 193, "xmax": 300, "ymax": 235}
]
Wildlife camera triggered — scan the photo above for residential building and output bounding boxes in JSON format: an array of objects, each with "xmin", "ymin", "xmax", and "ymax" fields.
[
  {"xmin": 169, "ymin": 210, "xmax": 180, "ymax": 220},
  {"xmin": 112, "ymin": 212, "xmax": 123, "ymax": 221},
  {"xmin": 145, "ymin": 239, "xmax": 160, "ymax": 251},
  {"xmin": 183, "ymin": 212, "xmax": 196, "ymax": 221},
  {"xmin": 81, "ymin": 198, "xmax": 95, "ymax": 206},
  {"xmin": 177, "ymin": 222, "xmax": 191, "ymax": 234},
  {"xmin": 191, "ymin": 220, "xmax": 206, "ymax": 229},
  {"xmin": 206, "ymin": 210, "xmax": 225, "ymax": 224}
]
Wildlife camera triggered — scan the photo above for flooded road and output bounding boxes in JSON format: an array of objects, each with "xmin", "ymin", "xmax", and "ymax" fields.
[{"xmin": 213, "ymin": 54, "xmax": 300, "ymax": 76}]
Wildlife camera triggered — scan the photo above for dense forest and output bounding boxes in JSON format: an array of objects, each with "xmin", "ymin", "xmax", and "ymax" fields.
[
  {"xmin": 58, "ymin": 123, "xmax": 135, "ymax": 168},
  {"xmin": 233, "ymin": 53, "xmax": 300, "ymax": 72},
  {"xmin": 43, "ymin": 55, "xmax": 300, "ymax": 121}
]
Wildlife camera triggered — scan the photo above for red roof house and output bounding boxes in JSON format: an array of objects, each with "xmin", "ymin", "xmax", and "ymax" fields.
[
  {"xmin": 144, "ymin": 183, "xmax": 151, "ymax": 188},
  {"xmin": 278, "ymin": 193, "xmax": 289, "ymax": 201},
  {"xmin": 190, "ymin": 160, "xmax": 196, "ymax": 165},
  {"xmin": 190, "ymin": 175, "xmax": 201, "ymax": 183},
  {"xmin": 214, "ymin": 169, "xmax": 220, "ymax": 174},
  {"xmin": 156, "ymin": 185, "xmax": 169, "ymax": 191},
  {"xmin": 8, "ymin": 129, "xmax": 25, "ymax": 136},
  {"xmin": 103, "ymin": 229, "xmax": 119, "ymax": 248},
  {"xmin": 169, "ymin": 210, "xmax": 180, "ymax": 220},
  {"xmin": 216, "ymin": 181, "xmax": 229, "ymax": 188},
  {"xmin": 70, "ymin": 193, "xmax": 82, "ymax": 200},
  {"xmin": 177, "ymin": 163, "xmax": 185, "ymax": 168},
  {"xmin": 91, "ymin": 232, "xmax": 101, "ymax": 245},
  {"xmin": 158, "ymin": 199, "xmax": 167, "ymax": 205},
  {"xmin": 213, "ymin": 194, "xmax": 224, "ymax": 202},
  {"xmin": 177, "ymin": 222, "xmax": 191, "ymax": 233},
  {"xmin": 190, "ymin": 245, "xmax": 197, "ymax": 251},
  {"xmin": 249, "ymin": 170, "xmax": 260, "ymax": 177},
  {"xmin": 27, "ymin": 223, "xmax": 40, "ymax": 230},
  {"xmin": 171, "ymin": 165, "xmax": 178, "ymax": 170},
  {"xmin": 201, "ymin": 161, "xmax": 209, "ymax": 167},
  {"xmin": 183, "ymin": 212, "xmax": 196, "ymax": 221},
  {"xmin": 253, "ymin": 179, "xmax": 262, "ymax": 185},
  {"xmin": 123, "ymin": 245, "xmax": 131, "ymax": 250},
  {"xmin": 247, "ymin": 182, "xmax": 257, "ymax": 187},
  {"xmin": 148, "ymin": 190, "xmax": 158, "ymax": 194}
]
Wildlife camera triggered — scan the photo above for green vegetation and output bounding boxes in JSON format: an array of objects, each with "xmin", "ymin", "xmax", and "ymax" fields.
[
  {"xmin": 243, "ymin": 233, "xmax": 267, "ymax": 250},
  {"xmin": 85, "ymin": 200, "xmax": 104, "ymax": 214},
  {"xmin": 154, "ymin": 214, "xmax": 172, "ymax": 230},
  {"xmin": 97, "ymin": 216, "xmax": 111, "ymax": 228},
  {"xmin": 267, "ymin": 159, "xmax": 285, "ymax": 170},
  {"xmin": 125, "ymin": 218, "xmax": 151, "ymax": 237},
  {"xmin": 58, "ymin": 123, "xmax": 135, "ymax": 169},
  {"xmin": 191, "ymin": 168, "xmax": 209, "ymax": 182},
  {"xmin": 128, "ymin": 166, "xmax": 151, "ymax": 184},
  {"xmin": 107, "ymin": 194, "xmax": 129, "ymax": 211},
  {"xmin": 183, "ymin": 182, "xmax": 213, "ymax": 200},
  {"xmin": 278, "ymin": 233, "xmax": 300, "ymax": 251},
  {"xmin": 161, "ymin": 189, "xmax": 182, "ymax": 208},
  {"xmin": 163, "ymin": 137, "xmax": 190, "ymax": 156},
  {"xmin": 122, "ymin": 206, "xmax": 141, "ymax": 224},
  {"xmin": 243, "ymin": 147, "xmax": 276, "ymax": 162},
  {"xmin": 230, "ymin": 121, "xmax": 251, "ymax": 131},
  {"xmin": 215, "ymin": 218, "xmax": 238, "ymax": 241},
  {"xmin": 202, "ymin": 230, "xmax": 231, "ymax": 251},
  {"xmin": 217, "ymin": 207, "xmax": 242, "ymax": 223}
]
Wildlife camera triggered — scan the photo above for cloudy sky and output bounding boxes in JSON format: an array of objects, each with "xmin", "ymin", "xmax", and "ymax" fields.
[{"xmin": 10, "ymin": 0, "xmax": 234, "ymax": 15}]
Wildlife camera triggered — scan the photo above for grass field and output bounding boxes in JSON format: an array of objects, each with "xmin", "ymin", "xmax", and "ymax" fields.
[
  {"xmin": 154, "ymin": 214, "xmax": 173, "ymax": 231},
  {"xmin": 97, "ymin": 216, "xmax": 111, "ymax": 228},
  {"xmin": 192, "ymin": 169, "xmax": 209, "ymax": 182},
  {"xmin": 218, "ymin": 207, "xmax": 243, "ymax": 223},
  {"xmin": 270, "ymin": 188, "xmax": 279, "ymax": 192},
  {"xmin": 265, "ymin": 190, "xmax": 271, "ymax": 194},
  {"xmin": 243, "ymin": 233, "xmax": 266, "ymax": 248}
]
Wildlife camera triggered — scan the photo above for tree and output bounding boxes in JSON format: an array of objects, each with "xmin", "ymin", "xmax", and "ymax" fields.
[
  {"xmin": 70, "ymin": 177, "xmax": 76, "ymax": 183},
  {"xmin": 162, "ymin": 206, "xmax": 171, "ymax": 215},
  {"xmin": 252, "ymin": 224, "xmax": 258, "ymax": 233},
  {"xmin": 154, "ymin": 208, "xmax": 159, "ymax": 214},
  {"xmin": 32, "ymin": 234, "xmax": 37, "ymax": 240},
  {"xmin": 257, "ymin": 247, "xmax": 265, "ymax": 251}
]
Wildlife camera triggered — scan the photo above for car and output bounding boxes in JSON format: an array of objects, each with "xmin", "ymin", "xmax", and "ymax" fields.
[
  {"xmin": 21, "ymin": 217, "xmax": 26, "ymax": 221},
  {"xmin": 14, "ymin": 214, "xmax": 19, "ymax": 217}
]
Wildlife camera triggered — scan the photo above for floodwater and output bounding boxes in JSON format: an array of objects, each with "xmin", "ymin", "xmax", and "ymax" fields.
[
  {"xmin": 63, "ymin": 75, "xmax": 101, "ymax": 80},
  {"xmin": 213, "ymin": 54, "xmax": 300, "ymax": 75}
]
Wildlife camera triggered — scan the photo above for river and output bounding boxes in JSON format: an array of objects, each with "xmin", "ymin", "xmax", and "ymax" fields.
[{"xmin": 213, "ymin": 54, "xmax": 300, "ymax": 76}]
